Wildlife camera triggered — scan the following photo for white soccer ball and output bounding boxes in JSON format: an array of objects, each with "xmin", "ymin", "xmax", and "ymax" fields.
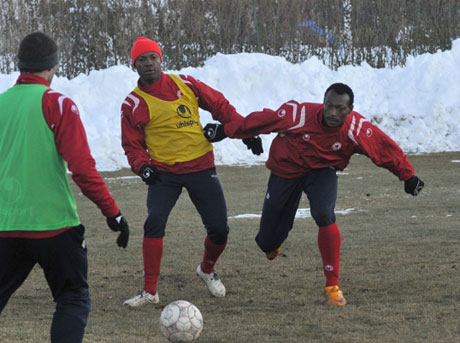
[{"xmin": 159, "ymin": 300, "xmax": 203, "ymax": 342}]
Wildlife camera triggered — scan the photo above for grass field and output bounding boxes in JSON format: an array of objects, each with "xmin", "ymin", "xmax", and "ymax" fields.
[{"xmin": 1, "ymin": 152, "xmax": 459, "ymax": 342}]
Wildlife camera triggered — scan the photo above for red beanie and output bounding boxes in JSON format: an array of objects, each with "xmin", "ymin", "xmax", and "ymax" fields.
[{"xmin": 131, "ymin": 36, "xmax": 163, "ymax": 66}]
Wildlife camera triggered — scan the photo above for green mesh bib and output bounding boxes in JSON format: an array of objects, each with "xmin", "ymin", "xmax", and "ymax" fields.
[{"xmin": 0, "ymin": 83, "xmax": 80, "ymax": 231}]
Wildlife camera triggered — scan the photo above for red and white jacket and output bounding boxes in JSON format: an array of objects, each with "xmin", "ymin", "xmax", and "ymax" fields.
[
  {"xmin": 121, "ymin": 72, "xmax": 243, "ymax": 175},
  {"xmin": 0, "ymin": 74, "xmax": 120, "ymax": 238},
  {"xmin": 225, "ymin": 100, "xmax": 415, "ymax": 180}
]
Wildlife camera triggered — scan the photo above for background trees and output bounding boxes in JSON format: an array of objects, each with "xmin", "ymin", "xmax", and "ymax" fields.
[{"xmin": 1, "ymin": 0, "xmax": 458, "ymax": 78}]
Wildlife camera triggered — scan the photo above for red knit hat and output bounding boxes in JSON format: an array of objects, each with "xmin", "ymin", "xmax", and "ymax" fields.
[{"xmin": 131, "ymin": 36, "xmax": 162, "ymax": 66}]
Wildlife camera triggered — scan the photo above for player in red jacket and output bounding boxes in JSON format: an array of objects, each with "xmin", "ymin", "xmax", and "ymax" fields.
[
  {"xmin": 121, "ymin": 37, "xmax": 262, "ymax": 307},
  {"xmin": 204, "ymin": 82, "xmax": 424, "ymax": 306}
]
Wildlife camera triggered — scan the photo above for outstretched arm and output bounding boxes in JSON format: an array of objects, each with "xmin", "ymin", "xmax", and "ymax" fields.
[
  {"xmin": 209, "ymin": 100, "xmax": 306, "ymax": 138},
  {"xmin": 350, "ymin": 114, "xmax": 424, "ymax": 195},
  {"xmin": 179, "ymin": 74, "xmax": 243, "ymax": 124},
  {"xmin": 182, "ymin": 74, "xmax": 266, "ymax": 155}
]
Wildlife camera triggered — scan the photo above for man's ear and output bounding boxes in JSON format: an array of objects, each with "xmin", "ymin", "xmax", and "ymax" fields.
[{"xmin": 44, "ymin": 65, "xmax": 58, "ymax": 83}]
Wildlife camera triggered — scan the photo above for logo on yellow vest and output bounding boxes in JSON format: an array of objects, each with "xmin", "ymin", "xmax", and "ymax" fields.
[
  {"xmin": 177, "ymin": 104, "xmax": 192, "ymax": 118},
  {"xmin": 176, "ymin": 104, "xmax": 199, "ymax": 128}
]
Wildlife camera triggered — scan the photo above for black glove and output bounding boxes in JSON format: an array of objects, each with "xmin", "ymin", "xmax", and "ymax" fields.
[
  {"xmin": 203, "ymin": 123, "xmax": 227, "ymax": 142},
  {"xmin": 106, "ymin": 212, "xmax": 130, "ymax": 248},
  {"xmin": 242, "ymin": 136, "xmax": 264, "ymax": 155},
  {"xmin": 140, "ymin": 164, "xmax": 160, "ymax": 185},
  {"xmin": 404, "ymin": 175, "xmax": 424, "ymax": 196}
]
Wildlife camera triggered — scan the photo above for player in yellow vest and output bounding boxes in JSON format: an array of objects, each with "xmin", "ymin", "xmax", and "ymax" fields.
[{"xmin": 121, "ymin": 37, "xmax": 262, "ymax": 306}]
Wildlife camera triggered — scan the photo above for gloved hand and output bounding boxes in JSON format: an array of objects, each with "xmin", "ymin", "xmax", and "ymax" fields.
[
  {"xmin": 203, "ymin": 123, "xmax": 227, "ymax": 142},
  {"xmin": 404, "ymin": 175, "xmax": 424, "ymax": 196},
  {"xmin": 242, "ymin": 136, "xmax": 264, "ymax": 155},
  {"xmin": 140, "ymin": 164, "xmax": 160, "ymax": 185},
  {"xmin": 106, "ymin": 212, "xmax": 129, "ymax": 248}
]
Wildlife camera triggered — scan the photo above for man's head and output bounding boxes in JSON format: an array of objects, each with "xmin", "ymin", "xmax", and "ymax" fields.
[
  {"xmin": 131, "ymin": 36, "xmax": 163, "ymax": 86},
  {"xmin": 322, "ymin": 83, "xmax": 354, "ymax": 128},
  {"xmin": 17, "ymin": 32, "xmax": 58, "ymax": 74}
]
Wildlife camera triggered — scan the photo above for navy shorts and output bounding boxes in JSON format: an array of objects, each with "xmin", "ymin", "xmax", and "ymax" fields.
[
  {"xmin": 255, "ymin": 168, "xmax": 338, "ymax": 252},
  {"xmin": 144, "ymin": 168, "xmax": 229, "ymax": 245}
]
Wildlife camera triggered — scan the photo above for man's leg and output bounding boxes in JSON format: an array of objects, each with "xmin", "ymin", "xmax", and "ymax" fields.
[
  {"xmin": 303, "ymin": 168, "xmax": 346, "ymax": 306},
  {"xmin": 185, "ymin": 168, "xmax": 228, "ymax": 297},
  {"xmin": 256, "ymin": 172, "xmax": 302, "ymax": 256},
  {"xmin": 186, "ymin": 169, "xmax": 228, "ymax": 271},
  {"xmin": 0, "ymin": 238, "xmax": 35, "ymax": 313},
  {"xmin": 135, "ymin": 174, "xmax": 182, "ymax": 302},
  {"xmin": 35, "ymin": 226, "xmax": 91, "ymax": 343}
]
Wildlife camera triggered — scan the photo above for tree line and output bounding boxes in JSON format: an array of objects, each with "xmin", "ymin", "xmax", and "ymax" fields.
[{"xmin": 1, "ymin": 0, "xmax": 458, "ymax": 78}]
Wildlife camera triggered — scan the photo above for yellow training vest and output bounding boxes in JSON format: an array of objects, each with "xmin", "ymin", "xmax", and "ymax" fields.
[{"xmin": 133, "ymin": 74, "xmax": 213, "ymax": 165}]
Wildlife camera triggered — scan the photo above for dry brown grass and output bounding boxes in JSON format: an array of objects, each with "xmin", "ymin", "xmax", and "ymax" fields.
[{"xmin": 1, "ymin": 152, "xmax": 459, "ymax": 342}]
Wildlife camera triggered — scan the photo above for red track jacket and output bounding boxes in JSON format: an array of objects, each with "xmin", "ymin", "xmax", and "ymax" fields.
[{"xmin": 224, "ymin": 100, "xmax": 415, "ymax": 180}]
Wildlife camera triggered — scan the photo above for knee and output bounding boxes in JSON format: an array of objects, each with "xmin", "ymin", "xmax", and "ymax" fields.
[
  {"xmin": 54, "ymin": 287, "xmax": 91, "ymax": 324},
  {"xmin": 206, "ymin": 224, "xmax": 229, "ymax": 245},
  {"xmin": 144, "ymin": 214, "xmax": 167, "ymax": 237},
  {"xmin": 311, "ymin": 209, "xmax": 335, "ymax": 227}
]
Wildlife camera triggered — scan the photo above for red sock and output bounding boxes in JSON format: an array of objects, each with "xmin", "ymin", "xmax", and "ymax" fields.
[
  {"xmin": 318, "ymin": 223, "xmax": 342, "ymax": 287},
  {"xmin": 142, "ymin": 237, "xmax": 163, "ymax": 294},
  {"xmin": 201, "ymin": 236, "xmax": 227, "ymax": 274}
]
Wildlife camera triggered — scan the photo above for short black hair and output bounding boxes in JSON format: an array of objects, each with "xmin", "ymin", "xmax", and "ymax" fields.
[
  {"xmin": 324, "ymin": 83, "xmax": 354, "ymax": 107},
  {"xmin": 17, "ymin": 32, "xmax": 58, "ymax": 73}
]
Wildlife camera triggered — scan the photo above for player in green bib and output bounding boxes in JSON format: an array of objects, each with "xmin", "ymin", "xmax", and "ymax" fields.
[{"xmin": 0, "ymin": 32, "xmax": 130, "ymax": 343}]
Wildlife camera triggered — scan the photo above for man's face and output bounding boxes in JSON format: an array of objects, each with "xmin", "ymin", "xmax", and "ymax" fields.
[
  {"xmin": 322, "ymin": 90, "xmax": 353, "ymax": 128},
  {"xmin": 135, "ymin": 52, "xmax": 162, "ymax": 86}
]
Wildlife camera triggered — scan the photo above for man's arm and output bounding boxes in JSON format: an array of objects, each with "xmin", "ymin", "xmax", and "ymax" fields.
[
  {"xmin": 350, "ymin": 116, "xmax": 414, "ymax": 180},
  {"xmin": 349, "ymin": 113, "xmax": 424, "ymax": 195},
  {"xmin": 43, "ymin": 90, "xmax": 120, "ymax": 217},
  {"xmin": 120, "ymin": 94, "xmax": 151, "ymax": 174},
  {"xmin": 178, "ymin": 74, "xmax": 243, "ymax": 124},
  {"xmin": 43, "ymin": 89, "xmax": 130, "ymax": 247},
  {"xmin": 219, "ymin": 100, "xmax": 305, "ymax": 139},
  {"xmin": 181, "ymin": 74, "xmax": 266, "ymax": 155}
]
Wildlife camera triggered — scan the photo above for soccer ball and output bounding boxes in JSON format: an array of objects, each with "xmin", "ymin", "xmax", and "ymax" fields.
[{"xmin": 159, "ymin": 300, "xmax": 203, "ymax": 342}]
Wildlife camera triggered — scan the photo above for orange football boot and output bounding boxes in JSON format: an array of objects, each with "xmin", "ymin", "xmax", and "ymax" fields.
[
  {"xmin": 324, "ymin": 285, "xmax": 347, "ymax": 306},
  {"xmin": 265, "ymin": 248, "xmax": 281, "ymax": 260}
]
